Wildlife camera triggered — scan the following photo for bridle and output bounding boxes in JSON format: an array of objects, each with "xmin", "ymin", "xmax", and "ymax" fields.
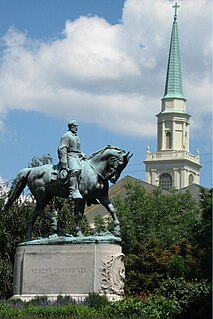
[
  {"xmin": 87, "ymin": 154, "xmax": 124, "ymax": 182},
  {"xmin": 87, "ymin": 160, "xmax": 106, "ymax": 180}
]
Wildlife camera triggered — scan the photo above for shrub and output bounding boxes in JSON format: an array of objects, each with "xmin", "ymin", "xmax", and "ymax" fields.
[
  {"xmin": 157, "ymin": 277, "xmax": 212, "ymax": 318},
  {"xmin": 56, "ymin": 294, "xmax": 77, "ymax": 306},
  {"xmin": 124, "ymin": 240, "xmax": 168, "ymax": 295},
  {"xmin": 84, "ymin": 292, "xmax": 109, "ymax": 310},
  {"xmin": 106, "ymin": 296, "xmax": 181, "ymax": 319}
]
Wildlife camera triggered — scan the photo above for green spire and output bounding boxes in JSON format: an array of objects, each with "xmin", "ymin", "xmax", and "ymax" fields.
[{"xmin": 163, "ymin": 2, "xmax": 185, "ymax": 100}]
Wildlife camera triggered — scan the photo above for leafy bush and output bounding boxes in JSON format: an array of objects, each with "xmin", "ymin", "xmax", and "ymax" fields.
[
  {"xmin": 84, "ymin": 292, "xmax": 109, "ymax": 310},
  {"xmin": 157, "ymin": 277, "xmax": 212, "ymax": 318},
  {"xmin": 166, "ymin": 240, "xmax": 201, "ymax": 280},
  {"xmin": 27, "ymin": 295, "xmax": 49, "ymax": 306},
  {"xmin": 124, "ymin": 240, "xmax": 168, "ymax": 295},
  {"xmin": 106, "ymin": 296, "xmax": 181, "ymax": 319},
  {"xmin": 0, "ymin": 290, "xmax": 212, "ymax": 319},
  {"xmin": 56, "ymin": 294, "xmax": 77, "ymax": 306},
  {"xmin": 0, "ymin": 300, "xmax": 97, "ymax": 319},
  {"xmin": 194, "ymin": 189, "xmax": 212, "ymax": 280}
]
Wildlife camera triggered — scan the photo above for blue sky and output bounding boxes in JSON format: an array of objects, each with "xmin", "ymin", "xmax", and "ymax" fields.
[{"xmin": 0, "ymin": 0, "xmax": 212, "ymax": 188}]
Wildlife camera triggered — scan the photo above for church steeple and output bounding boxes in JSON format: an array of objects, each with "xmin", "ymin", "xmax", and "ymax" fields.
[
  {"xmin": 163, "ymin": 2, "xmax": 185, "ymax": 100},
  {"xmin": 144, "ymin": 2, "xmax": 201, "ymax": 190}
]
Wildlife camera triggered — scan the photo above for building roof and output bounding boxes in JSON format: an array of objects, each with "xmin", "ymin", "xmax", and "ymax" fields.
[
  {"xmin": 163, "ymin": 3, "xmax": 185, "ymax": 100},
  {"xmin": 177, "ymin": 183, "xmax": 208, "ymax": 202}
]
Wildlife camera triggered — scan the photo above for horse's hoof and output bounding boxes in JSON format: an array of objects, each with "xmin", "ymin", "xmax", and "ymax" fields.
[
  {"xmin": 76, "ymin": 231, "xmax": 84, "ymax": 237},
  {"xmin": 113, "ymin": 225, "xmax": 121, "ymax": 237},
  {"xmin": 26, "ymin": 235, "xmax": 32, "ymax": 241},
  {"xmin": 63, "ymin": 233, "xmax": 73, "ymax": 237}
]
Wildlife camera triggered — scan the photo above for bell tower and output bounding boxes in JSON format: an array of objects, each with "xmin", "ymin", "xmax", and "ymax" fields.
[{"xmin": 144, "ymin": 3, "xmax": 201, "ymax": 190}]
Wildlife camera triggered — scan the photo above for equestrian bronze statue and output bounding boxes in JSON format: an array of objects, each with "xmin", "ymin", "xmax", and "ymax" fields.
[{"xmin": 2, "ymin": 145, "xmax": 132, "ymax": 240}]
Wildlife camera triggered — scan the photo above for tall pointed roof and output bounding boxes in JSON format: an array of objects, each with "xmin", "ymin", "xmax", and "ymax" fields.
[{"xmin": 163, "ymin": 2, "xmax": 185, "ymax": 100}]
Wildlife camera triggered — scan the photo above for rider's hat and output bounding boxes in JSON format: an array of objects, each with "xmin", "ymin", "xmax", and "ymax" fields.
[{"xmin": 68, "ymin": 120, "xmax": 78, "ymax": 127}]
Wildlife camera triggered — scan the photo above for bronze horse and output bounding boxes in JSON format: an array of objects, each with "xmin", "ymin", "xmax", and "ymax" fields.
[{"xmin": 2, "ymin": 145, "xmax": 132, "ymax": 240}]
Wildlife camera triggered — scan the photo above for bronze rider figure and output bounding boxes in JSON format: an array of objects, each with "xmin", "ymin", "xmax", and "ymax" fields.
[{"xmin": 57, "ymin": 120, "xmax": 84, "ymax": 200}]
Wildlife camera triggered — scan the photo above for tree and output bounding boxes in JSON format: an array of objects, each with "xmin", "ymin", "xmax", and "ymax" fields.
[
  {"xmin": 114, "ymin": 182, "xmax": 200, "ymax": 253},
  {"xmin": 113, "ymin": 181, "xmax": 210, "ymax": 296},
  {"xmin": 0, "ymin": 197, "xmax": 32, "ymax": 298},
  {"xmin": 28, "ymin": 153, "xmax": 53, "ymax": 167},
  {"xmin": 194, "ymin": 188, "xmax": 212, "ymax": 280}
]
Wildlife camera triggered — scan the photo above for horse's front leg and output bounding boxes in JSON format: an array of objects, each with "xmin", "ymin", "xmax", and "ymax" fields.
[
  {"xmin": 74, "ymin": 200, "xmax": 85, "ymax": 237},
  {"xmin": 99, "ymin": 196, "xmax": 120, "ymax": 237}
]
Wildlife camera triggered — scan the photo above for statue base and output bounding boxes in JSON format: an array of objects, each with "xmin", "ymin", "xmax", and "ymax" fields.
[{"xmin": 13, "ymin": 235, "xmax": 125, "ymax": 301}]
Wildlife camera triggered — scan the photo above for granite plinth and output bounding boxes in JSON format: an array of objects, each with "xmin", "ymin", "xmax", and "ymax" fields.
[{"xmin": 13, "ymin": 236, "xmax": 125, "ymax": 301}]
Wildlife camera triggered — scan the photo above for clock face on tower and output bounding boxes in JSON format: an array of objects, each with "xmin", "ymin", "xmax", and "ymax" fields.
[{"xmin": 166, "ymin": 101, "xmax": 173, "ymax": 109}]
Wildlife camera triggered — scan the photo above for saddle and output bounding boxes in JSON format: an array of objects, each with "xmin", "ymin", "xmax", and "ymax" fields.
[
  {"xmin": 51, "ymin": 164, "xmax": 69, "ymax": 184},
  {"xmin": 51, "ymin": 163, "xmax": 99, "ymax": 205}
]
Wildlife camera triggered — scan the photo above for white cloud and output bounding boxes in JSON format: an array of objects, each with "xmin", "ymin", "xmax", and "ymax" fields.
[{"xmin": 0, "ymin": 0, "xmax": 211, "ymax": 139}]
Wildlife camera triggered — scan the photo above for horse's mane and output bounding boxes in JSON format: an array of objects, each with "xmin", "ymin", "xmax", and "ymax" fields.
[{"xmin": 88, "ymin": 145, "xmax": 124, "ymax": 160}]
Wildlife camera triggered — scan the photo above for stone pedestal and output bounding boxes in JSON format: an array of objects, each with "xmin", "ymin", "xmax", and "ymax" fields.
[{"xmin": 13, "ymin": 236, "xmax": 125, "ymax": 301}]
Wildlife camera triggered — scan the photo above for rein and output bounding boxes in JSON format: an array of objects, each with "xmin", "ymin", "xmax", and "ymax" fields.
[
  {"xmin": 86, "ymin": 146, "xmax": 124, "ymax": 181},
  {"xmin": 87, "ymin": 157, "xmax": 121, "ymax": 182},
  {"xmin": 86, "ymin": 159, "xmax": 106, "ymax": 181}
]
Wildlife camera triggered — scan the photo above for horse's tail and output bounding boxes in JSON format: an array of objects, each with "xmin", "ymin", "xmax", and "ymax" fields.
[{"xmin": 1, "ymin": 168, "xmax": 31, "ymax": 212}]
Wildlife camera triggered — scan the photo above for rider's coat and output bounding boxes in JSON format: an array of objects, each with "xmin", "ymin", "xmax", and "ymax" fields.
[{"xmin": 57, "ymin": 131, "xmax": 82, "ymax": 171}]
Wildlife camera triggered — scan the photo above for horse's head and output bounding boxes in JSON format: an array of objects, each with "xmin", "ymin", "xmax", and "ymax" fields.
[
  {"xmin": 88, "ymin": 145, "xmax": 133, "ymax": 183},
  {"xmin": 104, "ymin": 146, "xmax": 133, "ymax": 184}
]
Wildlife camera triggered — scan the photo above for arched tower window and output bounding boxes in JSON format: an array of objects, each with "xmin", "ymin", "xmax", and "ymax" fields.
[
  {"xmin": 189, "ymin": 174, "xmax": 194, "ymax": 185},
  {"xmin": 159, "ymin": 173, "xmax": 172, "ymax": 190},
  {"xmin": 166, "ymin": 132, "xmax": 172, "ymax": 149}
]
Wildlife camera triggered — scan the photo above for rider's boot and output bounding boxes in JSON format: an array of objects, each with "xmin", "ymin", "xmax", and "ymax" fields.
[{"xmin": 69, "ymin": 171, "xmax": 83, "ymax": 200}]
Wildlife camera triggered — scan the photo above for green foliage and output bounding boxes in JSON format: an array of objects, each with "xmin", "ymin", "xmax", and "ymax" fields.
[
  {"xmin": 0, "ymin": 296, "xmax": 182, "ymax": 319},
  {"xmin": 114, "ymin": 182, "xmax": 200, "ymax": 253},
  {"xmin": 157, "ymin": 277, "xmax": 211, "ymax": 307},
  {"xmin": 93, "ymin": 215, "xmax": 107, "ymax": 233},
  {"xmin": 0, "ymin": 197, "xmax": 32, "ymax": 298},
  {"xmin": 194, "ymin": 188, "xmax": 212, "ymax": 280},
  {"xmin": 56, "ymin": 294, "xmax": 76, "ymax": 305},
  {"xmin": 54, "ymin": 199, "xmax": 76, "ymax": 235},
  {"xmin": 84, "ymin": 292, "xmax": 109, "ymax": 310},
  {"xmin": 166, "ymin": 240, "xmax": 201, "ymax": 279},
  {"xmin": 0, "ymin": 289, "xmax": 212, "ymax": 319},
  {"xmin": 106, "ymin": 296, "xmax": 182, "ymax": 319},
  {"xmin": 80, "ymin": 216, "xmax": 94, "ymax": 236},
  {"xmin": 124, "ymin": 240, "xmax": 168, "ymax": 294},
  {"xmin": 113, "ymin": 182, "xmax": 211, "ymax": 301},
  {"xmin": 27, "ymin": 295, "xmax": 49, "ymax": 306},
  {"xmin": 28, "ymin": 154, "xmax": 53, "ymax": 167},
  {"xmin": 0, "ymin": 298, "xmax": 99, "ymax": 319},
  {"xmin": 157, "ymin": 277, "xmax": 212, "ymax": 319},
  {"xmin": 93, "ymin": 215, "xmax": 114, "ymax": 234}
]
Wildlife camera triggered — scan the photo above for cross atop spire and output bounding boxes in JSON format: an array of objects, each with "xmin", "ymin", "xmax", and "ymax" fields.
[
  {"xmin": 173, "ymin": 2, "xmax": 180, "ymax": 20},
  {"xmin": 163, "ymin": 1, "xmax": 185, "ymax": 100}
]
